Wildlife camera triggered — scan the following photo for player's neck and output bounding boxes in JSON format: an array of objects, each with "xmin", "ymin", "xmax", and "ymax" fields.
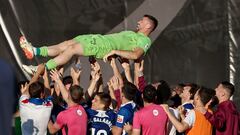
[
  {"xmin": 122, "ymin": 99, "xmax": 131, "ymax": 104},
  {"xmin": 137, "ymin": 29, "xmax": 151, "ymax": 36},
  {"xmin": 182, "ymin": 98, "xmax": 192, "ymax": 104},
  {"xmin": 194, "ymin": 102, "xmax": 204, "ymax": 108},
  {"xmin": 68, "ymin": 101, "xmax": 79, "ymax": 107},
  {"xmin": 144, "ymin": 102, "xmax": 153, "ymax": 106},
  {"xmin": 218, "ymin": 97, "xmax": 229, "ymax": 103}
]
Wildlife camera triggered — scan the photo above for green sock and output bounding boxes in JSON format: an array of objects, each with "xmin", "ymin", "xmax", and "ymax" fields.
[
  {"xmin": 36, "ymin": 46, "xmax": 48, "ymax": 57},
  {"xmin": 46, "ymin": 59, "xmax": 57, "ymax": 70}
]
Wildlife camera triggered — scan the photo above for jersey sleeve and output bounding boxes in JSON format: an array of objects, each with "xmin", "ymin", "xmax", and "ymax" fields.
[
  {"xmin": 111, "ymin": 111, "xmax": 117, "ymax": 126},
  {"xmin": 132, "ymin": 111, "xmax": 141, "ymax": 129},
  {"xmin": 55, "ymin": 112, "xmax": 65, "ymax": 129},
  {"xmin": 115, "ymin": 108, "xmax": 131, "ymax": 128},
  {"xmin": 136, "ymin": 36, "xmax": 151, "ymax": 53},
  {"xmin": 183, "ymin": 110, "xmax": 196, "ymax": 127},
  {"xmin": 19, "ymin": 95, "xmax": 29, "ymax": 102}
]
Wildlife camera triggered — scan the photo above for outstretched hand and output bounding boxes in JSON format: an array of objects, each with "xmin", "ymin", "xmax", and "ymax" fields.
[
  {"xmin": 177, "ymin": 106, "xmax": 185, "ymax": 115},
  {"xmin": 20, "ymin": 82, "xmax": 29, "ymax": 94},
  {"xmin": 103, "ymin": 50, "xmax": 116, "ymax": 62},
  {"xmin": 110, "ymin": 76, "xmax": 120, "ymax": 90},
  {"xmin": 70, "ymin": 67, "xmax": 81, "ymax": 80},
  {"xmin": 91, "ymin": 70, "xmax": 101, "ymax": 82},
  {"xmin": 123, "ymin": 122, "xmax": 133, "ymax": 134},
  {"xmin": 109, "ymin": 58, "xmax": 116, "ymax": 67},
  {"xmin": 120, "ymin": 58, "xmax": 130, "ymax": 70},
  {"xmin": 50, "ymin": 69, "xmax": 61, "ymax": 82},
  {"xmin": 134, "ymin": 59, "xmax": 144, "ymax": 73}
]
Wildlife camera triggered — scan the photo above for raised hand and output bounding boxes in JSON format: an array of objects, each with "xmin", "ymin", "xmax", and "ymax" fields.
[
  {"xmin": 21, "ymin": 82, "xmax": 29, "ymax": 94},
  {"xmin": 91, "ymin": 61, "xmax": 100, "ymax": 73},
  {"xmin": 134, "ymin": 59, "xmax": 144, "ymax": 73},
  {"xmin": 110, "ymin": 76, "xmax": 120, "ymax": 90},
  {"xmin": 92, "ymin": 70, "xmax": 101, "ymax": 82},
  {"xmin": 120, "ymin": 58, "xmax": 130, "ymax": 70},
  {"xmin": 71, "ymin": 67, "xmax": 81, "ymax": 80},
  {"xmin": 50, "ymin": 69, "xmax": 61, "ymax": 82},
  {"xmin": 123, "ymin": 122, "xmax": 133, "ymax": 134}
]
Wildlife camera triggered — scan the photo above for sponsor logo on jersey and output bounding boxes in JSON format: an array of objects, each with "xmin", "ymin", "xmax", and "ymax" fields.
[{"xmin": 117, "ymin": 115, "xmax": 124, "ymax": 123}]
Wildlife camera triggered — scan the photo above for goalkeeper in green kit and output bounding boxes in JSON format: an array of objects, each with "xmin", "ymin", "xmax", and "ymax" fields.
[{"xmin": 20, "ymin": 15, "xmax": 158, "ymax": 71}]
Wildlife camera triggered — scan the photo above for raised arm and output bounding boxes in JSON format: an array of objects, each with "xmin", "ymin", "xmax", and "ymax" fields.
[
  {"xmin": 120, "ymin": 58, "xmax": 133, "ymax": 83},
  {"xmin": 107, "ymin": 78, "xmax": 116, "ymax": 100},
  {"xmin": 70, "ymin": 67, "xmax": 81, "ymax": 86},
  {"xmin": 110, "ymin": 76, "xmax": 122, "ymax": 109},
  {"xmin": 87, "ymin": 70, "xmax": 100, "ymax": 97},
  {"xmin": 42, "ymin": 68, "xmax": 53, "ymax": 97},
  {"xmin": 103, "ymin": 47, "xmax": 144, "ymax": 62},
  {"xmin": 50, "ymin": 70, "xmax": 69, "ymax": 103},
  {"xmin": 87, "ymin": 63, "xmax": 101, "ymax": 97},
  {"xmin": 21, "ymin": 64, "xmax": 45, "ymax": 96},
  {"xmin": 161, "ymin": 104, "xmax": 190, "ymax": 133},
  {"xmin": 28, "ymin": 63, "xmax": 45, "ymax": 85},
  {"xmin": 134, "ymin": 60, "xmax": 145, "ymax": 92},
  {"xmin": 109, "ymin": 58, "xmax": 124, "ymax": 88}
]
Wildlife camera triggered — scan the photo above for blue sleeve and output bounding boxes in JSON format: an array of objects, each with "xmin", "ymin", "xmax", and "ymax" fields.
[
  {"xmin": 46, "ymin": 96, "xmax": 53, "ymax": 101},
  {"xmin": 183, "ymin": 103, "xmax": 194, "ymax": 110},
  {"xmin": 85, "ymin": 107, "xmax": 95, "ymax": 118},
  {"xmin": 111, "ymin": 112, "xmax": 117, "ymax": 126},
  {"xmin": 115, "ymin": 108, "xmax": 131, "ymax": 128}
]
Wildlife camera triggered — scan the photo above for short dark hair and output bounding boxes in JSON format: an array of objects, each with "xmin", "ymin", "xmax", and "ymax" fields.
[
  {"xmin": 97, "ymin": 92, "xmax": 112, "ymax": 110},
  {"xmin": 144, "ymin": 14, "xmax": 158, "ymax": 32},
  {"xmin": 220, "ymin": 81, "xmax": 235, "ymax": 96},
  {"xmin": 29, "ymin": 82, "xmax": 44, "ymax": 98},
  {"xmin": 184, "ymin": 83, "xmax": 199, "ymax": 100},
  {"xmin": 122, "ymin": 82, "xmax": 138, "ymax": 101},
  {"xmin": 69, "ymin": 85, "xmax": 84, "ymax": 103},
  {"xmin": 63, "ymin": 76, "xmax": 73, "ymax": 85},
  {"xmin": 156, "ymin": 80, "xmax": 171, "ymax": 104},
  {"xmin": 143, "ymin": 85, "xmax": 156, "ymax": 103},
  {"xmin": 198, "ymin": 87, "xmax": 215, "ymax": 106}
]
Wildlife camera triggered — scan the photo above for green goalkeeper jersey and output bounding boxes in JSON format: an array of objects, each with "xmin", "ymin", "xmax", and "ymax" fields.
[{"xmin": 74, "ymin": 30, "xmax": 151, "ymax": 59}]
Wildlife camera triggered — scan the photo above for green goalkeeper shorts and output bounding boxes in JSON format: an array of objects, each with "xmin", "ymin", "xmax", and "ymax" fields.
[{"xmin": 73, "ymin": 34, "xmax": 112, "ymax": 59}]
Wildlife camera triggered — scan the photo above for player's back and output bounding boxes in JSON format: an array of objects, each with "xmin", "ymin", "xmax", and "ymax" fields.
[
  {"xmin": 133, "ymin": 104, "xmax": 168, "ymax": 135},
  {"xmin": 19, "ymin": 95, "xmax": 53, "ymax": 135},
  {"xmin": 87, "ymin": 108, "xmax": 116, "ymax": 135},
  {"xmin": 56, "ymin": 105, "xmax": 87, "ymax": 135},
  {"xmin": 104, "ymin": 31, "xmax": 151, "ymax": 52}
]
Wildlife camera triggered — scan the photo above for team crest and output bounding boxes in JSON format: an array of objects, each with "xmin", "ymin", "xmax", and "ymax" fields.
[
  {"xmin": 153, "ymin": 109, "xmax": 159, "ymax": 116},
  {"xmin": 144, "ymin": 44, "xmax": 149, "ymax": 49},
  {"xmin": 77, "ymin": 109, "xmax": 82, "ymax": 116}
]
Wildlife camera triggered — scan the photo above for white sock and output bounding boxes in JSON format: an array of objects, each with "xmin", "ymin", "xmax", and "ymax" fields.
[{"xmin": 33, "ymin": 47, "xmax": 37, "ymax": 55}]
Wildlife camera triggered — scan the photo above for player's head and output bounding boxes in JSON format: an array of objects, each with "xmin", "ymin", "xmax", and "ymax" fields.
[
  {"xmin": 92, "ymin": 92, "xmax": 112, "ymax": 110},
  {"xmin": 137, "ymin": 15, "xmax": 158, "ymax": 33},
  {"xmin": 193, "ymin": 87, "xmax": 215, "ymax": 106},
  {"xmin": 143, "ymin": 85, "xmax": 156, "ymax": 103},
  {"xmin": 63, "ymin": 76, "xmax": 73, "ymax": 90},
  {"xmin": 29, "ymin": 81, "xmax": 45, "ymax": 98},
  {"xmin": 215, "ymin": 81, "xmax": 234, "ymax": 101},
  {"xmin": 180, "ymin": 83, "xmax": 199, "ymax": 101},
  {"xmin": 122, "ymin": 82, "xmax": 138, "ymax": 101},
  {"xmin": 69, "ymin": 85, "xmax": 84, "ymax": 103}
]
